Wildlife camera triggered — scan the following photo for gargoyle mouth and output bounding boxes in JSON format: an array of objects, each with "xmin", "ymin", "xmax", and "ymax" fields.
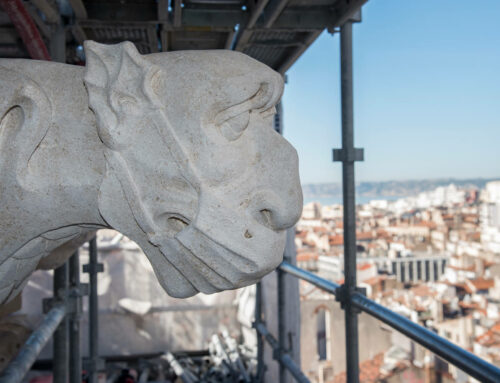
[{"xmin": 149, "ymin": 216, "xmax": 284, "ymax": 295}]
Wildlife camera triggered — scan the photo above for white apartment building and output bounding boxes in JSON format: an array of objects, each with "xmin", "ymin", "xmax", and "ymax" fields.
[
  {"xmin": 317, "ymin": 253, "xmax": 447, "ymax": 284},
  {"xmin": 481, "ymin": 181, "xmax": 500, "ymax": 253}
]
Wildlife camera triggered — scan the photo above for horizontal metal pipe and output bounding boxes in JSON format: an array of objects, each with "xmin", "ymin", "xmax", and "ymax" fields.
[
  {"xmin": 351, "ymin": 293, "xmax": 500, "ymax": 383},
  {"xmin": 0, "ymin": 304, "xmax": 67, "ymax": 383},
  {"xmin": 254, "ymin": 323, "xmax": 310, "ymax": 383},
  {"xmin": 279, "ymin": 262, "xmax": 500, "ymax": 383},
  {"xmin": 279, "ymin": 261, "xmax": 340, "ymax": 294}
]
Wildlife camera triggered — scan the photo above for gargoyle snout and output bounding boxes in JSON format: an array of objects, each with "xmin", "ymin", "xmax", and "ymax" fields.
[{"xmin": 248, "ymin": 189, "xmax": 302, "ymax": 231}]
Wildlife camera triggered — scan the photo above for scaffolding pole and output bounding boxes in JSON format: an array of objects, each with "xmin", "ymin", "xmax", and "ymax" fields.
[
  {"xmin": 49, "ymin": 21, "xmax": 69, "ymax": 383},
  {"xmin": 85, "ymin": 237, "xmax": 102, "ymax": 383},
  {"xmin": 255, "ymin": 282, "xmax": 265, "ymax": 382},
  {"xmin": 255, "ymin": 323, "xmax": 309, "ymax": 383},
  {"xmin": 333, "ymin": 14, "xmax": 364, "ymax": 383},
  {"xmin": 0, "ymin": 305, "xmax": 66, "ymax": 383},
  {"xmin": 277, "ymin": 268, "xmax": 286, "ymax": 383},
  {"xmin": 52, "ymin": 263, "xmax": 69, "ymax": 383},
  {"xmin": 69, "ymin": 251, "xmax": 82, "ymax": 383},
  {"xmin": 341, "ymin": 21, "xmax": 358, "ymax": 383}
]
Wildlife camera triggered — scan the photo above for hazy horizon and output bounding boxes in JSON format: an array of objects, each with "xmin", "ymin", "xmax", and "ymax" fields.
[{"xmin": 301, "ymin": 176, "xmax": 500, "ymax": 186}]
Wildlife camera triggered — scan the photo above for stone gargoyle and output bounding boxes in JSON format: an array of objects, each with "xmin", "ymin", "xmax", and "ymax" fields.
[{"xmin": 0, "ymin": 41, "xmax": 302, "ymax": 305}]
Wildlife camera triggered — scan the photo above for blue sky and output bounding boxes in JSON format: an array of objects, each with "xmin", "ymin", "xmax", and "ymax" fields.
[{"xmin": 282, "ymin": 0, "xmax": 500, "ymax": 184}]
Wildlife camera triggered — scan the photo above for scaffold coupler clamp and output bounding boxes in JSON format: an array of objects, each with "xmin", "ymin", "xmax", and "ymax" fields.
[
  {"xmin": 332, "ymin": 147, "xmax": 364, "ymax": 163},
  {"xmin": 43, "ymin": 283, "xmax": 89, "ymax": 314},
  {"xmin": 83, "ymin": 262, "xmax": 104, "ymax": 274},
  {"xmin": 251, "ymin": 319, "xmax": 260, "ymax": 331},
  {"xmin": 328, "ymin": 9, "xmax": 362, "ymax": 34},
  {"xmin": 335, "ymin": 285, "xmax": 366, "ymax": 313}
]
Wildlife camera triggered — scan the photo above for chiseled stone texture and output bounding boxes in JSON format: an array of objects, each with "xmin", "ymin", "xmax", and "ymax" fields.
[
  {"xmin": 0, "ymin": 41, "xmax": 302, "ymax": 304},
  {"xmin": 17, "ymin": 230, "xmax": 242, "ymax": 359}
]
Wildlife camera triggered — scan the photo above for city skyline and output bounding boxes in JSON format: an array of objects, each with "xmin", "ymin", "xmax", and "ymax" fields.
[{"xmin": 283, "ymin": 0, "xmax": 500, "ymax": 184}]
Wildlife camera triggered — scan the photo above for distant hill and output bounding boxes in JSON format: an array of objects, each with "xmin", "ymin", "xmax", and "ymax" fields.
[{"xmin": 302, "ymin": 178, "xmax": 499, "ymax": 200}]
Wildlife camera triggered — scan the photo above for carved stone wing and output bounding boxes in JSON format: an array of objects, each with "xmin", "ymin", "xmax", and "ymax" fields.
[{"xmin": 0, "ymin": 66, "xmax": 52, "ymax": 184}]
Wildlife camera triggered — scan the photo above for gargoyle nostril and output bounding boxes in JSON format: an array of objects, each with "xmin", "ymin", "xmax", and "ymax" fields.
[
  {"xmin": 248, "ymin": 189, "xmax": 301, "ymax": 231},
  {"xmin": 259, "ymin": 209, "xmax": 273, "ymax": 228},
  {"xmin": 249, "ymin": 207, "xmax": 274, "ymax": 229}
]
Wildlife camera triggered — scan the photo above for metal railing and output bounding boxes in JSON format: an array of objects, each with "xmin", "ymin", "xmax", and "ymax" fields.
[
  {"xmin": 266, "ymin": 261, "xmax": 500, "ymax": 383},
  {"xmin": 254, "ymin": 10, "xmax": 500, "ymax": 383}
]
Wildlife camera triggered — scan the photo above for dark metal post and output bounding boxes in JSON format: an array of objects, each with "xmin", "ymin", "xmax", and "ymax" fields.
[
  {"xmin": 341, "ymin": 21, "xmax": 359, "ymax": 383},
  {"xmin": 277, "ymin": 269, "xmax": 285, "ymax": 383},
  {"xmin": 332, "ymin": 16, "xmax": 363, "ymax": 383},
  {"xmin": 86, "ymin": 237, "xmax": 101, "ymax": 383},
  {"xmin": 82, "ymin": 237, "xmax": 103, "ymax": 382},
  {"xmin": 49, "ymin": 20, "xmax": 69, "ymax": 383},
  {"xmin": 53, "ymin": 264, "xmax": 69, "ymax": 383},
  {"xmin": 254, "ymin": 323, "xmax": 309, "ymax": 383},
  {"xmin": 49, "ymin": 25, "xmax": 65, "ymax": 62},
  {"xmin": 69, "ymin": 251, "xmax": 82, "ymax": 383},
  {"xmin": 255, "ymin": 282, "xmax": 265, "ymax": 382}
]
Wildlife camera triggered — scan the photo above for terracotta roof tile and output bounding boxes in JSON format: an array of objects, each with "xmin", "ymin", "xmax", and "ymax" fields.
[
  {"xmin": 357, "ymin": 263, "xmax": 374, "ymax": 271},
  {"xmin": 329, "ymin": 235, "xmax": 344, "ymax": 246},
  {"xmin": 297, "ymin": 253, "xmax": 319, "ymax": 262},
  {"xmin": 357, "ymin": 231, "xmax": 375, "ymax": 240}
]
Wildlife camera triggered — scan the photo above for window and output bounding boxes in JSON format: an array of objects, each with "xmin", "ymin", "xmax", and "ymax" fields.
[{"xmin": 316, "ymin": 309, "xmax": 331, "ymax": 361}]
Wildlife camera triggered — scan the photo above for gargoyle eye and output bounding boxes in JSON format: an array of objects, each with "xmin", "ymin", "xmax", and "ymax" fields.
[
  {"xmin": 111, "ymin": 91, "xmax": 139, "ymax": 114},
  {"xmin": 118, "ymin": 96, "xmax": 136, "ymax": 108},
  {"xmin": 219, "ymin": 111, "xmax": 250, "ymax": 141},
  {"xmin": 156, "ymin": 212, "xmax": 190, "ymax": 237}
]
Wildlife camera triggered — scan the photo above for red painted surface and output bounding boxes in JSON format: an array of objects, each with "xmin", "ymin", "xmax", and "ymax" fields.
[{"xmin": 0, "ymin": 0, "xmax": 51, "ymax": 60}]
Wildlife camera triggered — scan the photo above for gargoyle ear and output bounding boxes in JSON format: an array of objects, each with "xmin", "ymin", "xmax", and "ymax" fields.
[{"xmin": 83, "ymin": 40, "xmax": 163, "ymax": 150}]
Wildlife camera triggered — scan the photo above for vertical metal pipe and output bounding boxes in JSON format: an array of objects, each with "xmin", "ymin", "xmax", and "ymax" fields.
[
  {"xmin": 277, "ymin": 269, "xmax": 286, "ymax": 383},
  {"xmin": 340, "ymin": 21, "xmax": 360, "ymax": 383},
  {"xmin": 255, "ymin": 282, "xmax": 265, "ymax": 382},
  {"xmin": 254, "ymin": 323, "xmax": 310, "ymax": 383},
  {"xmin": 69, "ymin": 251, "xmax": 82, "ymax": 383},
  {"xmin": 53, "ymin": 263, "xmax": 69, "ymax": 383},
  {"xmin": 50, "ymin": 24, "xmax": 68, "ymax": 383},
  {"xmin": 88, "ymin": 237, "xmax": 99, "ymax": 383},
  {"xmin": 49, "ymin": 24, "xmax": 65, "ymax": 63}
]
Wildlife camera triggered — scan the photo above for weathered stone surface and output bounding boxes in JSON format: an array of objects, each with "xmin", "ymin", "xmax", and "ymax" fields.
[
  {"xmin": 0, "ymin": 41, "xmax": 302, "ymax": 304},
  {"xmin": 17, "ymin": 231, "xmax": 242, "ymax": 358}
]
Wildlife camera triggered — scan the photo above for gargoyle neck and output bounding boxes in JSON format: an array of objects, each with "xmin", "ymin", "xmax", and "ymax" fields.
[
  {"xmin": 0, "ymin": 73, "xmax": 108, "ymax": 257},
  {"xmin": 18, "ymin": 72, "xmax": 109, "ymax": 230}
]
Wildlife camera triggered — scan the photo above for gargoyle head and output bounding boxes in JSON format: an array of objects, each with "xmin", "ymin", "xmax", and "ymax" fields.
[{"xmin": 84, "ymin": 41, "xmax": 302, "ymax": 298}]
